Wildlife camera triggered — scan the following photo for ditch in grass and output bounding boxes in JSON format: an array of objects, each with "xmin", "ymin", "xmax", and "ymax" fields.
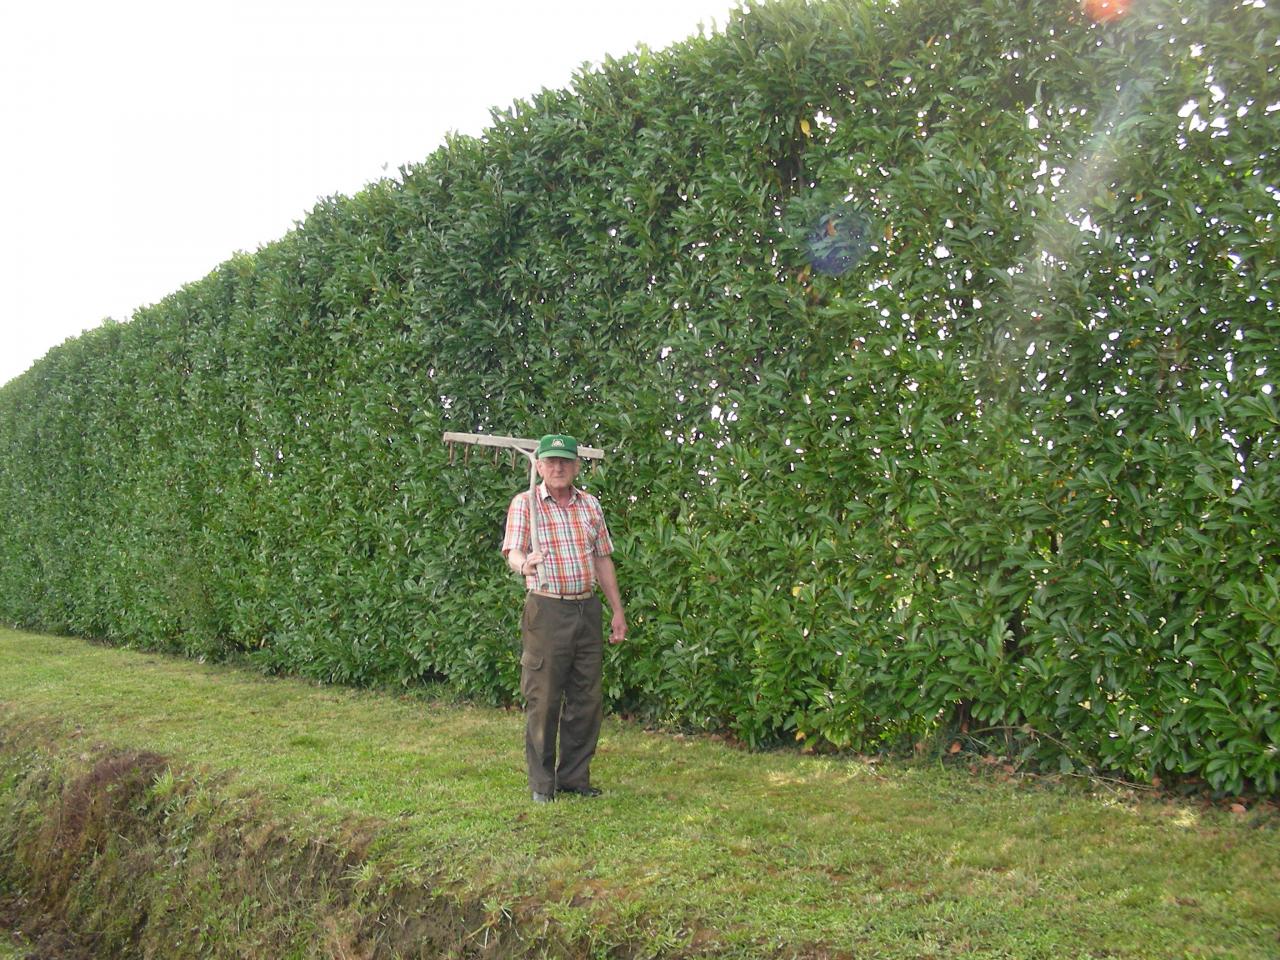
[{"xmin": 2, "ymin": 629, "xmax": 1278, "ymax": 959}]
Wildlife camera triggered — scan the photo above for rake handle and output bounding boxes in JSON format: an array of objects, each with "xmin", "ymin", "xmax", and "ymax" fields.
[{"xmin": 524, "ymin": 450, "xmax": 548, "ymax": 589}]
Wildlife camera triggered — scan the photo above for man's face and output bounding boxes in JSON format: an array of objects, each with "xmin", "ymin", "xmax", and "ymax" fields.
[{"xmin": 536, "ymin": 456, "xmax": 580, "ymax": 490}]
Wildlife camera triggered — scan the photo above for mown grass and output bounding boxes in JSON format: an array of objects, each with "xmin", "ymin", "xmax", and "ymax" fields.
[{"xmin": 2, "ymin": 628, "xmax": 1278, "ymax": 958}]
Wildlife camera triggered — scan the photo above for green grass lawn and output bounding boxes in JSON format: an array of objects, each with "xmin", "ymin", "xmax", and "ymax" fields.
[{"xmin": 2, "ymin": 628, "xmax": 1277, "ymax": 958}]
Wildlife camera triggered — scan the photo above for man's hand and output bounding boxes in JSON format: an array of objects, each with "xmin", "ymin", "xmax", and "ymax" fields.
[
  {"xmin": 594, "ymin": 554, "xmax": 626, "ymax": 644},
  {"xmin": 509, "ymin": 550, "xmax": 543, "ymax": 577}
]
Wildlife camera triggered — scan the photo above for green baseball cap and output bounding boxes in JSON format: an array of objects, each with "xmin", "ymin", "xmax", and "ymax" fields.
[{"xmin": 537, "ymin": 434, "xmax": 579, "ymax": 459}]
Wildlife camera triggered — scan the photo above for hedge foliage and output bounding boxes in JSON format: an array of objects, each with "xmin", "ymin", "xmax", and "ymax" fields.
[{"xmin": 1, "ymin": 0, "xmax": 1276, "ymax": 793}]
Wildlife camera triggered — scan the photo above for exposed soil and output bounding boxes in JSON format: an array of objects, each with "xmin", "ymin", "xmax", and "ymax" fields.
[{"xmin": 0, "ymin": 736, "xmax": 545, "ymax": 959}]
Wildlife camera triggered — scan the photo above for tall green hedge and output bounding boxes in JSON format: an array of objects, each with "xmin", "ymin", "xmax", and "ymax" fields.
[{"xmin": 2, "ymin": 0, "xmax": 1276, "ymax": 793}]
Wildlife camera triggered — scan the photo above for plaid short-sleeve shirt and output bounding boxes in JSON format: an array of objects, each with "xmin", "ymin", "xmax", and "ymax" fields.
[{"xmin": 502, "ymin": 484, "xmax": 613, "ymax": 594}]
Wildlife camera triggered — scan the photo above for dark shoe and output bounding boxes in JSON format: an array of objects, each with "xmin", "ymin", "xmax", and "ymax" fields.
[
  {"xmin": 557, "ymin": 785, "xmax": 603, "ymax": 798},
  {"xmin": 532, "ymin": 790, "xmax": 555, "ymax": 803}
]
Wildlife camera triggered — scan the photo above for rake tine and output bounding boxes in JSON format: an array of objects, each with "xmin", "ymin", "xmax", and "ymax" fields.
[{"xmin": 440, "ymin": 432, "xmax": 604, "ymax": 461}]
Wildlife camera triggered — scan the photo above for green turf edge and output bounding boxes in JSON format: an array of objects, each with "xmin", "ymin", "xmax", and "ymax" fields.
[{"xmin": 2, "ymin": 629, "xmax": 1278, "ymax": 959}]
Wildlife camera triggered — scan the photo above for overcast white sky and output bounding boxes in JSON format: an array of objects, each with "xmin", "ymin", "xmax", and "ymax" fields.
[{"xmin": 0, "ymin": 0, "xmax": 740, "ymax": 388}]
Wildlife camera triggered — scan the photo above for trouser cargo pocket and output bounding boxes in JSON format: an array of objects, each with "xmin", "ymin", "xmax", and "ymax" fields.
[{"xmin": 521, "ymin": 649, "xmax": 544, "ymax": 702}]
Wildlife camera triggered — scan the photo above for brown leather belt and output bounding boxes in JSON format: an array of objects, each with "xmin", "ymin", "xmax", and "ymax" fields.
[{"xmin": 530, "ymin": 589, "xmax": 595, "ymax": 601}]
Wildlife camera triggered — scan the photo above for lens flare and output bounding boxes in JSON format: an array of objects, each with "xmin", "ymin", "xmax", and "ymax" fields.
[
  {"xmin": 1082, "ymin": 0, "xmax": 1130, "ymax": 23},
  {"xmin": 804, "ymin": 205, "xmax": 871, "ymax": 276}
]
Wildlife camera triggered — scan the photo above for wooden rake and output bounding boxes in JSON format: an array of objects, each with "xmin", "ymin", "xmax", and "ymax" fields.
[{"xmin": 441, "ymin": 432, "xmax": 605, "ymax": 589}]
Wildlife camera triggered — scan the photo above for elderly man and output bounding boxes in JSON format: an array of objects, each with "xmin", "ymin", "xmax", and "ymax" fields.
[{"xmin": 501, "ymin": 434, "xmax": 626, "ymax": 803}]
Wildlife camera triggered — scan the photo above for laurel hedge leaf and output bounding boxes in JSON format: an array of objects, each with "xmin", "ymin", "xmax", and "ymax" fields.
[{"xmin": 1, "ymin": 0, "xmax": 1276, "ymax": 793}]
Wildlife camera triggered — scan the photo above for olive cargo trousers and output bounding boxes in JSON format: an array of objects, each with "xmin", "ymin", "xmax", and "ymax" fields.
[{"xmin": 520, "ymin": 593, "xmax": 604, "ymax": 795}]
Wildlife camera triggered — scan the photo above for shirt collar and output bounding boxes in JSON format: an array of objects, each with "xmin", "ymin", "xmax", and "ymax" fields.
[{"xmin": 538, "ymin": 482, "xmax": 578, "ymax": 504}]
